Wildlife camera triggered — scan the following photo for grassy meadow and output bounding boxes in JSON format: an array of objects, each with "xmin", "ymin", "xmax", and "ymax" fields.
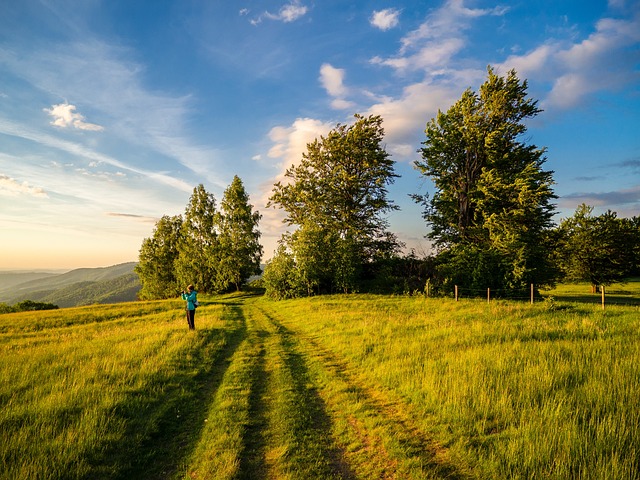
[{"xmin": 1, "ymin": 285, "xmax": 639, "ymax": 479}]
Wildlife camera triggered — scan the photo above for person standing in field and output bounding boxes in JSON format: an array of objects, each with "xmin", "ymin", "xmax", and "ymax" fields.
[{"xmin": 181, "ymin": 285, "xmax": 198, "ymax": 330}]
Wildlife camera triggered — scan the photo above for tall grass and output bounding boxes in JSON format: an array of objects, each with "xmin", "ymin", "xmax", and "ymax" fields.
[
  {"xmin": 1, "ymin": 289, "xmax": 639, "ymax": 478},
  {"xmin": 0, "ymin": 300, "xmax": 232, "ymax": 479},
  {"xmin": 257, "ymin": 295, "xmax": 640, "ymax": 479}
]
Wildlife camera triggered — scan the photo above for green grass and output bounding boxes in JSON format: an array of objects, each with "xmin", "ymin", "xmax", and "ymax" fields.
[
  {"xmin": 1, "ymin": 285, "xmax": 639, "ymax": 479},
  {"xmin": 541, "ymin": 278, "xmax": 640, "ymax": 306}
]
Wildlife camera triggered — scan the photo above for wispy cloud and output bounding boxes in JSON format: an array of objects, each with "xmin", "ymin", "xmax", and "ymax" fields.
[
  {"xmin": 0, "ymin": 174, "xmax": 48, "ymax": 198},
  {"xmin": 44, "ymin": 103, "xmax": 104, "ymax": 131},
  {"xmin": 106, "ymin": 212, "xmax": 159, "ymax": 224},
  {"xmin": 2, "ymin": 39, "xmax": 227, "ymax": 188},
  {"xmin": 250, "ymin": 1, "xmax": 308, "ymax": 25},
  {"xmin": 498, "ymin": 10, "xmax": 640, "ymax": 110},
  {"xmin": 616, "ymin": 158, "xmax": 640, "ymax": 172},
  {"xmin": 370, "ymin": 0, "xmax": 507, "ymax": 73},
  {"xmin": 560, "ymin": 185, "xmax": 640, "ymax": 207},
  {"xmin": 0, "ymin": 117, "xmax": 193, "ymax": 193},
  {"xmin": 370, "ymin": 8, "xmax": 401, "ymax": 31},
  {"xmin": 547, "ymin": 14, "xmax": 640, "ymax": 108}
]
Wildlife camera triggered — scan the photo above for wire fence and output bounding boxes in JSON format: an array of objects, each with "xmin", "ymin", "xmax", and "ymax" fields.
[{"xmin": 447, "ymin": 284, "xmax": 640, "ymax": 309}]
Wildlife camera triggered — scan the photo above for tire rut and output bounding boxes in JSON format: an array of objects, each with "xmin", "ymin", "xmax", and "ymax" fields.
[
  {"xmin": 242, "ymin": 306, "xmax": 356, "ymax": 480},
  {"xmin": 254, "ymin": 303, "xmax": 471, "ymax": 480}
]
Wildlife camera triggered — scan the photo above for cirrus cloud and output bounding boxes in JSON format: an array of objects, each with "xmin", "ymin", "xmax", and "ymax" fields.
[
  {"xmin": 250, "ymin": 1, "xmax": 308, "ymax": 25},
  {"xmin": 0, "ymin": 174, "xmax": 48, "ymax": 198}
]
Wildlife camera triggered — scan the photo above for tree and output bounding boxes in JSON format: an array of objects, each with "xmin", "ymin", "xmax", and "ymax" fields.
[
  {"xmin": 414, "ymin": 67, "xmax": 558, "ymax": 294},
  {"xmin": 136, "ymin": 214, "xmax": 183, "ymax": 299},
  {"xmin": 559, "ymin": 204, "xmax": 638, "ymax": 291},
  {"xmin": 261, "ymin": 242, "xmax": 304, "ymax": 300},
  {"xmin": 266, "ymin": 114, "xmax": 400, "ymax": 296},
  {"xmin": 175, "ymin": 184, "xmax": 219, "ymax": 293},
  {"xmin": 215, "ymin": 175, "xmax": 263, "ymax": 291}
]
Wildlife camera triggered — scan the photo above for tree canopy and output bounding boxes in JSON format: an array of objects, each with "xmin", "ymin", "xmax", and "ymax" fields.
[
  {"xmin": 136, "ymin": 181, "xmax": 263, "ymax": 299},
  {"xmin": 414, "ymin": 67, "xmax": 558, "ymax": 294},
  {"xmin": 558, "ymin": 204, "xmax": 639, "ymax": 290},
  {"xmin": 265, "ymin": 114, "xmax": 401, "ymax": 297},
  {"xmin": 136, "ymin": 214, "xmax": 183, "ymax": 300},
  {"xmin": 215, "ymin": 175, "xmax": 263, "ymax": 292}
]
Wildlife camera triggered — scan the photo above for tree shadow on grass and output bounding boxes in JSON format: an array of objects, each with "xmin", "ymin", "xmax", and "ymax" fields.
[
  {"xmin": 85, "ymin": 305, "xmax": 248, "ymax": 479},
  {"xmin": 259, "ymin": 315, "xmax": 357, "ymax": 480},
  {"xmin": 236, "ymin": 328, "xmax": 269, "ymax": 480}
]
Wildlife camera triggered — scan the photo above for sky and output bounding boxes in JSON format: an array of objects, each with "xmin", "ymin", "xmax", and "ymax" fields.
[{"xmin": 1, "ymin": 0, "xmax": 639, "ymax": 271}]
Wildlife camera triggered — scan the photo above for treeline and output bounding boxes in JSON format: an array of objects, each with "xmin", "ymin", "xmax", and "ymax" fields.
[
  {"xmin": 135, "ymin": 176, "xmax": 262, "ymax": 299},
  {"xmin": 0, "ymin": 300, "xmax": 59, "ymax": 313},
  {"xmin": 138, "ymin": 67, "xmax": 640, "ymax": 300}
]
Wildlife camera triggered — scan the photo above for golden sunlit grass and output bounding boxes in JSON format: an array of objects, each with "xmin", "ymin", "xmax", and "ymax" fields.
[{"xmin": 1, "ymin": 285, "xmax": 639, "ymax": 479}]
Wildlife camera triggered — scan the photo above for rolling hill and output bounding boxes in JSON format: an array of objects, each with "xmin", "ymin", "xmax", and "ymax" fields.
[{"xmin": 0, "ymin": 262, "xmax": 140, "ymax": 307}]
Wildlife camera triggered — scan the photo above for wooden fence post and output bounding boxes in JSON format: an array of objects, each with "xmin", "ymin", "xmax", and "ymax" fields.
[
  {"xmin": 487, "ymin": 288, "xmax": 490, "ymax": 303},
  {"xmin": 602, "ymin": 285, "xmax": 605, "ymax": 311},
  {"xmin": 455, "ymin": 285, "xmax": 458, "ymax": 301},
  {"xmin": 531, "ymin": 283, "xmax": 534, "ymax": 305}
]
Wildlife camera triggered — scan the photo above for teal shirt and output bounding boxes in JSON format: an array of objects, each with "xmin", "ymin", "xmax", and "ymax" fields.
[{"xmin": 181, "ymin": 290, "xmax": 198, "ymax": 310}]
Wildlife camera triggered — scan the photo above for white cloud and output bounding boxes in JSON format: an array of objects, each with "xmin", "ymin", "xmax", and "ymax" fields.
[
  {"xmin": 498, "ymin": 12, "xmax": 640, "ymax": 110},
  {"xmin": 252, "ymin": 2, "xmax": 308, "ymax": 24},
  {"xmin": 331, "ymin": 98, "xmax": 357, "ymax": 110},
  {"xmin": 0, "ymin": 174, "xmax": 48, "ymax": 198},
  {"xmin": 266, "ymin": 117, "xmax": 332, "ymax": 172},
  {"xmin": 278, "ymin": 3, "xmax": 308, "ymax": 22},
  {"xmin": 365, "ymin": 81, "xmax": 459, "ymax": 159},
  {"xmin": 319, "ymin": 63, "xmax": 356, "ymax": 110},
  {"xmin": 370, "ymin": 8, "xmax": 401, "ymax": 31},
  {"xmin": 44, "ymin": 103, "xmax": 104, "ymax": 131},
  {"xmin": 256, "ymin": 117, "xmax": 334, "ymax": 249},
  {"xmin": 372, "ymin": 0, "xmax": 507, "ymax": 74},
  {"xmin": 319, "ymin": 63, "xmax": 347, "ymax": 97},
  {"xmin": 496, "ymin": 44, "xmax": 553, "ymax": 80}
]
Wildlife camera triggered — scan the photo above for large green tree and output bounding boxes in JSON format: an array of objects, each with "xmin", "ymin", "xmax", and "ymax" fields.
[
  {"xmin": 175, "ymin": 184, "xmax": 219, "ymax": 293},
  {"xmin": 414, "ymin": 67, "xmax": 558, "ymax": 294},
  {"xmin": 558, "ymin": 204, "xmax": 638, "ymax": 291},
  {"xmin": 267, "ymin": 114, "xmax": 400, "ymax": 295},
  {"xmin": 135, "ymin": 215, "xmax": 183, "ymax": 299},
  {"xmin": 215, "ymin": 175, "xmax": 263, "ymax": 292}
]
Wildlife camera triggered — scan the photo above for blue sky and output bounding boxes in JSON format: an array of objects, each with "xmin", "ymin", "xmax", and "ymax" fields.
[{"xmin": 1, "ymin": 0, "xmax": 639, "ymax": 270}]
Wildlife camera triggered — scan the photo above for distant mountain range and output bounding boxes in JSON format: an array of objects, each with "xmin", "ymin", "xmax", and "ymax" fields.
[{"xmin": 0, "ymin": 262, "xmax": 140, "ymax": 308}]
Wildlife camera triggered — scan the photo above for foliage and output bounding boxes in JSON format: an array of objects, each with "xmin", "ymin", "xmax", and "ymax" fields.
[
  {"xmin": 361, "ymin": 251, "xmax": 437, "ymax": 295},
  {"xmin": 135, "ymin": 215, "xmax": 183, "ymax": 299},
  {"xmin": 558, "ymin": 204, "xmax": 639, "ymax": 289},
  {"xmin": 414, "ymin": 67, "xmax": 558, "ymax": 294},
  {"xmin": 138, "ymin": 181, "xmax": 263, "ymax": 298},
  {"xmin": 266, "ymin": 114, "xmax": 400, "ymax": 298},
  {"xmin": 2, "ymin": 300, "xmax": 59, "ymax": 312},
  {"xmin": 261, "ymin": 242, "xmax": 305, "ymax": 300},
  {"xmin": 175, "ymin": 184, "xmax": 220, "ymax": 293},
  {"xmin": 214, "ymin": 175, "xmax": 263, "ymax": 292}
]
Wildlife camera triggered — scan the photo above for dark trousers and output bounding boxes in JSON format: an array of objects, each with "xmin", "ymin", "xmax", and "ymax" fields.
[{"xmin": 186, "ymin": 308, "xmax": 195, "ymax": 330}]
